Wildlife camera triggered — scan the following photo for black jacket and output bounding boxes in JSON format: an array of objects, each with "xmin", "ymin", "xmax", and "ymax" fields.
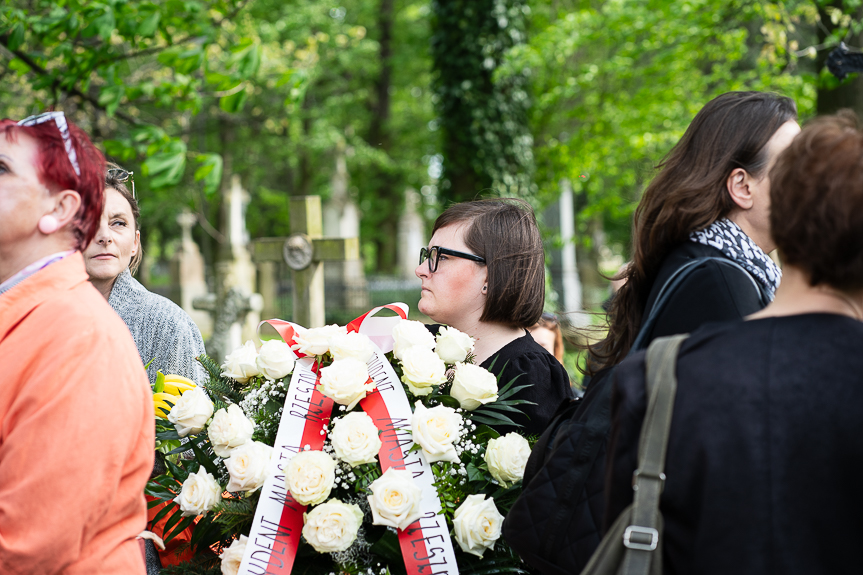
[
  {"xmin": 642, "ymin": 241, "xmax": 766, "ymax": 343},
  {"xmin": 606, "ymin": 314, "xmax": 863, "ymax": 575}
]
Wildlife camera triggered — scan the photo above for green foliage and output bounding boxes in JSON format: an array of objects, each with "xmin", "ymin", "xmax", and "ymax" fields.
[{"xmin": 431, "ymin": 0, "xmax": 535, "ymax": 201}]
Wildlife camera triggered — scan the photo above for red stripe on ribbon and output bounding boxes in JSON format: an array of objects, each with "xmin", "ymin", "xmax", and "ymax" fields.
[
  {"xmin": 347, "ymin": 304, "xmax": 408, "ymax": 334},
  {"xmin": 265, "ymin": 364, "xmax": 334, "ymax": 573},
  {"xmin": 261, "ymin": 319, "xmax": 309, "ymax": 358},
  {"xmin": 360, "ymin": 390, "xmax": 430, "ymax": 575}
]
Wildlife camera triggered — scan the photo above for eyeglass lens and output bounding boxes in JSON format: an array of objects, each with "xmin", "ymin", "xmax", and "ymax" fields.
[{"xmin": 419, "ymin": 247, "xmax": 439, "ymax": 272}]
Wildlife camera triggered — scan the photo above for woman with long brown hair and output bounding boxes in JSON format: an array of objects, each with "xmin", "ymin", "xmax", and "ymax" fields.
[{"xmin": 590, "ymin": 91, "xmax": 799, "ymax": 376}]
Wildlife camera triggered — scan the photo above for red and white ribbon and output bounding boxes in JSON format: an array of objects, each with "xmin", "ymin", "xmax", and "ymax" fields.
[
  {"xmin": 238, "ymin": 321, "xmax": 333, "ymax": 575},
  {"xmin": 356, "ymin": 323, "xmax": 459, "ymax": 575}
]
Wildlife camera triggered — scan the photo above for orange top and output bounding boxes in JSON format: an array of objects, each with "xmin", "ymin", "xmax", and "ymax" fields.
[{"xmin": 0, "ymin": 252, "xmax": 154, "ymax": 574}]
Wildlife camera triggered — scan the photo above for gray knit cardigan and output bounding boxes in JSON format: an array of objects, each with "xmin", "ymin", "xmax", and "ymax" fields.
[{"xmin": 108, "ymin": 269, "xmax": 208, "ymax": 385}]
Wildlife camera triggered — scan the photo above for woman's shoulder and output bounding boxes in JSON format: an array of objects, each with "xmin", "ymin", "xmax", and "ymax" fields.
[
  {"xmin": 482, "ymin": 332, "xmax": 566, "ymax": 378},
  {"xmin": 111, "ymin": 271, "xmax": 202, "ymax": 336}
]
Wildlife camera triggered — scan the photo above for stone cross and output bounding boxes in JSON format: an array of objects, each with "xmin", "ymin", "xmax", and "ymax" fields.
[
  {"xmin": 253, "ymin": 195, "xmax": 360, "ymax": 328},
  {"xmin": 170, "ymin": 209, "xmax": 211, "ymax": 336},
  {"xmin": 194, "ymin": 175, "xmax": 263, "ymax": 361}
]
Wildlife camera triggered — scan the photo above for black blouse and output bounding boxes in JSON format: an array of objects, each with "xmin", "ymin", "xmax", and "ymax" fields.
[{"xmin": 428, "ymin": 325, "xmax": 572, "ymax": 437}]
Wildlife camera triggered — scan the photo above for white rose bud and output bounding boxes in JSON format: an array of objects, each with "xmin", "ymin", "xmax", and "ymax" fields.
[
  {"xmin": 319, "ymin": 358, "xmax": 375, "ymax": 410},
  {"xmin": 256, "ymin": 339, "xmax": 295, "ymax": 380},
  {"xmin": 399, "ymin": 346, "xmax": 447, "ymax": 396},
  {"xmin": 411, "ymin": 402, "xmax": 462, "ymax": 463},
  {"xmin": 329, "ymin": 331, "xmax": 376, "ymax": 363},
  {"xmin": 302, "ymin": 499, "xmax": 363, "ymax": 553},
  {"xmin": 450, "ymin": 362, "xmax": 499, "ymax": 410},
  {"xmin": 224, "ymin": 440, "xmax": 272, "ymax": 493},
  {"xmin": 435, "ymin": 326, "xmax": 475, "ymax": 363},
  {"xmin": 392, "ymin": 320, "xmax": 436, "ymax": 360},
  {"xmin": 173, "ymin": 469, "xmax": 222, "ymax": 517},
  {"xmin": 285, "ymin": 450, "xmax": 336, "ymax": 506},
  {"xmin": 168, "ymin": 387, "xmax": 214, "ymax": 437},
  {"xmin": 208, "ymin": 404, "xmax": 255, "ymax": 458},
  {"xmin": 330, "ymin": 411, "xmax": 382, "ymax": 467},
  {"xmin": 367, "ymin": 468, "xmax": 423, "ymax": 530},
  {"xmin": 292, "ymin": 324, "xmax": 347, "ymax": 357},
  {"xmin": 453, "ymin": 494, "xmax": 504, "ymax": 558},
  {"xmin": 484, "ymin": 432, "xmax": 531, "ymax": 487},
  {"xmin": 221, "ymin": 340, "xmax": 261, "ymax": 383},
  {"xmin": 219, "ymin": 535, "xmax": 248, "ymax": 575}
]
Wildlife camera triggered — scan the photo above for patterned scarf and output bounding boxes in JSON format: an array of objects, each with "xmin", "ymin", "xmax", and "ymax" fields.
[{"xmin": 689, "ymin": 218, "xmax": 781, "ymax": 298}]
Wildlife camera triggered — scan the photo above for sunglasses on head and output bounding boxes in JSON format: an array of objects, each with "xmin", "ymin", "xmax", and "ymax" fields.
[
  {"xmin": 17, "ymin": 111, "xmax": 80, "ymax": 177},
  {"xmin": 419, "ymin": 246, "xmax": 486, "ymax": 273},
  {"xmin": 107, "ymin": 168, "xmax": 136, "ymax": 199}
]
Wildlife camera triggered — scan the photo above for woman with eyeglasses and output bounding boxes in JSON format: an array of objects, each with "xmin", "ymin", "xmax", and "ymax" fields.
[
  {"xmin": 83, "ymin": 164, "xmax": 207, "ymax": 387},
  {"xmin": 0, "ymin": 112, "xmax": 153, "ymax": 573},
  {"xmin": 416, "ymin": 199, "xmax": 572, "ymax": 436}
]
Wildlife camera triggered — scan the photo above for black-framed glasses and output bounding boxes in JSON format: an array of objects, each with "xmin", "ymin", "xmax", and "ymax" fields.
[
  {"xmin": 107, "ymin": 168, "xmax": 135, "ymax": 199},
  {"xmin": 419, "ymin": 246, "xmax": 486, "ymax": 273},
  {"xmin": 17, "ymin": 111, "xmax": 80, "ymax": 177}
]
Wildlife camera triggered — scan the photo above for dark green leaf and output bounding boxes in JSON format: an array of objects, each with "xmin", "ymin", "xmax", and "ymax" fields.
[
  {"xmin": 137, "ymin": 11, "xmax": 160, "ymax": 37},
  {"xmin": 219, "ymin": 86, "xmax": 248, "ymax": 113},
  {"xmin": 8, "ymin": 23, "xmax": 25, "ymax": 51}
]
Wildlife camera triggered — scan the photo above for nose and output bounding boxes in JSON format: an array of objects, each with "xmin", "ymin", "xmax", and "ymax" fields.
[
  {"xmin": 415, "ymin": 260, "xmax": 429, "ymax": 279},
  {"xmin": 94, "ymin": 221, "xmax": 113, "ymax": 246}
]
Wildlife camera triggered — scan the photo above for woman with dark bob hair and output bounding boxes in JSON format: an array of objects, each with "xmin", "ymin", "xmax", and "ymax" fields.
[
  {"xmin": 415, "ymin": 199, "xmax": 572, "ymax": 436},
  {"xmin": 0, "ymin": 112, "xmax": 153, "ymax": 572},
  {"xmin": 605, "ymin": 112, "xmax": 863, "ymax": 574},
  {"xmin": 589, "ymin": 91, "xmax": 799, "ymax": 375}
]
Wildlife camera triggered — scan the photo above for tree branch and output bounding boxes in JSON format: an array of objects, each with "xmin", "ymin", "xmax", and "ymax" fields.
[{"xmin": 0, "ymin": 34, "xmax": 141, "ymax": 125}]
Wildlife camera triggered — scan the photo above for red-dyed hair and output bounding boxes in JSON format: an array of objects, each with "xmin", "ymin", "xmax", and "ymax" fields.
[{"xmin": 0, "ymin": 117, "xmax": 105, "ymax": 249}]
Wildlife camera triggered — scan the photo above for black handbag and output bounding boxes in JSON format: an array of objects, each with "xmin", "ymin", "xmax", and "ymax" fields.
[{"xmin": 503, "ymin": 257, "xmax": 765, "ymax": 575}]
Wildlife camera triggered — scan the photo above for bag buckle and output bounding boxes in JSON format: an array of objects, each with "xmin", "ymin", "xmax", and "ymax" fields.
[
  {"xmin": 623, "ymin": 525, "xmax": 659, "ymax": 551},
  {"xmin": 632, "ymin": 468, "xmax": 666, "ymax": 491}
]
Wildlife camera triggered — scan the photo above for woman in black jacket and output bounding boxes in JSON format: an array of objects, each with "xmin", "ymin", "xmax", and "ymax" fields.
[
  {"xmin": 606, "ymin": 111, "xmax": 863, "ymax": 575},
  {"xmin": 504, "ymin": 92, "xmax": 800, "ymax": 575},
  {"xmin": 590, "ymin": 91, "xmax": 799, "ymax": 375}
]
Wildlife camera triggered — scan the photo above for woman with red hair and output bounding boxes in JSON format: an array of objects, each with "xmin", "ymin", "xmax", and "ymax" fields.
[{"xmin": 0, "ymin": 112, "xmax": 153, "ymax": 574}]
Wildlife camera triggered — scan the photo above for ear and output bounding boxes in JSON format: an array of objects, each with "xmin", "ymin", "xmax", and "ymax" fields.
[
  {"xmin": 726, "ymin": 168, "xmax": 754, "ymax": 211},
  {"xmin": 50, "ymin": 189, "xmax": 82, "ymax": 229},
  {"xmin": 131, "ymin": 229, "xmax": 141, "ymax": 257}
]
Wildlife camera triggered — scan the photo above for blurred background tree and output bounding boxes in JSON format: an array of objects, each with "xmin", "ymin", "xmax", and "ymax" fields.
[{"xmin": 0, "ymin": 0, "xmax": 858, "ymax": 306}]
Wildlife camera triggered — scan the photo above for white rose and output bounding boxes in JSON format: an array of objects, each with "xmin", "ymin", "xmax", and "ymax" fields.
[
  {"xmin": 292, "ymin": 324, "xmax": 347, "ymax": 357},
  {"xmin": 208, "ymin": 403, "xmax": 255, "ymax": 458},
  {"xmin": 168, "ymin": 387, "xmax": 214, "ymax": 437},
  {"xmin": 450, "ymin": 362, "xmax": 499, "ymax": 410},
  {"xmin": 392, "ymin": 320, "xmax": 436, "ymax": 360},
  {"xmin": 435, "ymin": 326, "xmax": 475, "ymax": 363},
  {"xmin": 219, "ymin": 535, "xmax": 248, "ymax": 575},
  {"xmin": 319, "ymin": 358, "xmax": 375, "ymax": 410},
  {"xmin": 411, "ymin": 402, "xmax": 462, "ymax": 463},
  {"xmin": 173, "ymin": 469, "xmax": 222, "ymax": 517},
  {"xmin": 399, "ymin": 346, "xmax": 447, "ymax": 396},
  {"xmin": 484, "ymin": 432, "xmax": 531, "ymax": 487},
  {"xmin": 302, "ymin": 499, "xmax": 363, "ymax": 553},
  {"xmin": 329, "ymin": 331, "xmax": 376, "ymax": 363},
  {"xmin": 330, "ymin": 411, "xmax": 382, "ymax": 467},
  {"xmin": 452, "ymin": 494, "xmax": 504, "ymax": 558},
  {"xmin": 256, "ymin": 339, "xmax": 295, "ymax": 380},
  {"xmin": 285, "ymin": 450, "xmax": 336, "ymax": 506},
  {"xmin": 224, "ymin": 440, "xmax": 272, "ymax": 493},
  {"xmin": 367, "ymin": 468, "xmax": 423, "ymax": 530},
  {"xmin": 221, "ymin": 340, "xmax": 260, "ymax": 383}
]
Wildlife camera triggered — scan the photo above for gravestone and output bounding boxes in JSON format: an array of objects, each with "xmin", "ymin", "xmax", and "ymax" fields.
[
  {"xmin": 254, "ymin": 195, "xmax": 359, "ymax": 328},
  {"xmin": 194, "ymin": 175, "xmax": 263, "ymax": 360},
  {"xmin": 323, "ymin": 144, "xmax": 369, "ymax": 311},
  {"xmin": 397, "ymin": 188, "xmax": 425, "ymax": 279},
  {"xmin": 170, "ymin": 209, "xmax": 212, "ymax": 337}
]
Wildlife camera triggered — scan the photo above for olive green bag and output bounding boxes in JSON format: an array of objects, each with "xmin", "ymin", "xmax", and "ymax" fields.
[{"xmin": 579, "ymin": 334, "xmax": 688, "ymax": 575}]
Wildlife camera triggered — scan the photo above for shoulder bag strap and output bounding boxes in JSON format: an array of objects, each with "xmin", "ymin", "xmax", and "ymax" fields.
[
  {"xmin": 631, "ymin": 257, "xmax": 767, "ymax": 354},
  {"xmin": 619, "ymin": 333, "xmax": 687, "ymax": 575}
]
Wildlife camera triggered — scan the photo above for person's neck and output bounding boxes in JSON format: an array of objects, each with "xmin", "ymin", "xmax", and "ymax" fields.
[
  {"xmin": 0, "ymin": 237, "xmax": 74, "ymax": 285},
  {"xmin": 89, "ymin": 274, "xmax": 118, "ymax": 301},
  {"xmin": 451, "ymin": 319, "xmax": 525, "ymax": 365},
  {"xmin": 749, "ymin": 265, "xmax": 863, "ymax": 322},
  {"xmin": 726, "ymin": 211, "xmax": 774, "ymax": 254}
]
